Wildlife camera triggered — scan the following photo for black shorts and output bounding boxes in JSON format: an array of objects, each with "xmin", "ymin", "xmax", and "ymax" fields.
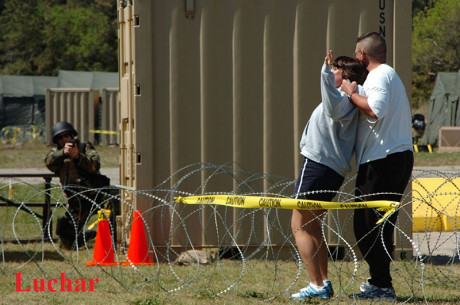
[{"xmin": 293, "ymin": 158, "xmax": 344, "ymax": 202}]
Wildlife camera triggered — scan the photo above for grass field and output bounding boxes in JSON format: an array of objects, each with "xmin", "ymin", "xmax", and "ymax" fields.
[
  {"xmin": 0, "ymin": 142, "xmax": 120, "ymax": 168},
  {"xmin": 1, "ymin": 142, "xmax": 460, "ymax": 304},
  {"xmin": 1, "ymin": 242, "xmax": 460, "ymax": 304},
  {"xmin": 1, "ymin": 142, "xmax": 460, "ymax": 169}
]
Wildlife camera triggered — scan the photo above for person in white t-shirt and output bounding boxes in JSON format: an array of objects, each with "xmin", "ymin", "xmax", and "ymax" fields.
[{"xmin": 341, "ymin": 32, "xmax": 414, "ymax": 302}]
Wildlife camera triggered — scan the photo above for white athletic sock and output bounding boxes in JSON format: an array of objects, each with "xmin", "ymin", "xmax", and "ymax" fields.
[{"xmin": 310, "ymin": 283, "xmax": 325, "ymax": 289}]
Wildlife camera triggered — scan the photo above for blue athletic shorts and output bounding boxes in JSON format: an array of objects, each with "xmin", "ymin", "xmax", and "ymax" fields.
[{"xmin": 293, "ymin": 158, "xmax": 344, "ymax": 202}]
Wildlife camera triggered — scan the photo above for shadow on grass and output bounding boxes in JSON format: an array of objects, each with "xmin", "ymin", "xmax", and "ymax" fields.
[
  {"xmin": 421, "ymin": 255, "xmax": 460, "ymax": 265},
  {"xmin": 398, "ymin": 296, "xmax": 460, "ymax": 304},
  {"xmin": 1, "ymin": 250, "xmax": 65, "ymax": 262}
]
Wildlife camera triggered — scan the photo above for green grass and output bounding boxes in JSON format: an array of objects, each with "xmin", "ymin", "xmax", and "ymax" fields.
[
  {"xmin": 0, "ymin": 248, "xmax": 458, "ymax": 304},
  {"xmin": 412, "ymin": 150, "xmax": 460, "ymax": 166},
  {"xmin": 0, "ymin": 183, "xmax": 93, "ymax": 241},
  {"xmin": 0, "ymin": 142, "xmax": 120, "ymax": 168}
]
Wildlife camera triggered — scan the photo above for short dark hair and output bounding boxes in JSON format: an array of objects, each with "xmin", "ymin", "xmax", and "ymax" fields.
[
  {"xmin": 357, "ymin": 32, "xmax": 386, "ymax": 63},
  {"xmin": 332, "ymin": 56, "xmax": 367, "ymax": 85}
]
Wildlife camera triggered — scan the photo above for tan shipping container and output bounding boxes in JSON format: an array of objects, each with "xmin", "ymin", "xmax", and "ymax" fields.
[
  {"xmin": 118, "ymin": 0, "xmax": 413, "ymax": 261},
  {"xmin": 45, "ymin": 88, "xmax": 99, "ymax": 145},
  {"xmin": 99, "ymin": 88, "xmax": 120, "ymax": 145}
]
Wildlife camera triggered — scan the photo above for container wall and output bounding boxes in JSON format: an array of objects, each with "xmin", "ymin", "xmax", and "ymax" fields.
[
  {"xmin": 99, "ymin": 88, "xmax": 119, "ymax": 145},
  {"xmin": 45, "ymin": 88, "xmax": 98, "ymax": 145}
]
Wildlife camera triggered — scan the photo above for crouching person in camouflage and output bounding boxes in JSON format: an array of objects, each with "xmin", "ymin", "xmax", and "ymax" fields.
[{"xmin": 45, "ymin": 121, "xmax": 104, "ymax": 249}]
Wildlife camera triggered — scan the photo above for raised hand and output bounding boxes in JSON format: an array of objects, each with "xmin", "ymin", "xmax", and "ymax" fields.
[{"xmin": 325, "ymin": 50, "xmax": 334, "ymax": 66}]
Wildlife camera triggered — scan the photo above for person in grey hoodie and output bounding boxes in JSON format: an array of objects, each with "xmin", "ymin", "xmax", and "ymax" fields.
[{"xmin": 290, "ymin": 51, "xmax": 367, "ymax": 300}]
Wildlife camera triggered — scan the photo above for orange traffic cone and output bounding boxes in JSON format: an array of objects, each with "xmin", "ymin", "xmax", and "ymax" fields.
[
  {"xmin": 87, "ymin": 210, "xmax": 119, "ymax": 266},
  {"xmin": 122, "ymin": 210, "xmax": 155, "ymax": 265}
]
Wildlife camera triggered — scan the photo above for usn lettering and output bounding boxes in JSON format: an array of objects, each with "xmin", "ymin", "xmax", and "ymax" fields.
[{"xmin": 379, "ymin": 0, "xmax": 386, "ymax": 37}]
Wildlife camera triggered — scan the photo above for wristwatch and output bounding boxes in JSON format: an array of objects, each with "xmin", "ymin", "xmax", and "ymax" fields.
[{"xmin": 347, "ymin": 90, "xmax": 357, "ymax": 100}]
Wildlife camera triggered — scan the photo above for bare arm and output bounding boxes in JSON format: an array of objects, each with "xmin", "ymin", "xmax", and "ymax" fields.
[{"xmin": 341, "ymin": 80, "xmax": 377, "ymax": 119}]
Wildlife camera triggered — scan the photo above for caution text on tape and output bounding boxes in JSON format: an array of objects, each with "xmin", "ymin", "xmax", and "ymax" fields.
[{"xmin": 175, "ymin": 195, "xmax": 400, "ymax": 224}]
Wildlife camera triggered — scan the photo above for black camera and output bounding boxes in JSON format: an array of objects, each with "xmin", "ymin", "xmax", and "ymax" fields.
[{"xmin": 68, "ymin": 138, "xmax": 79, "ymax": 146}]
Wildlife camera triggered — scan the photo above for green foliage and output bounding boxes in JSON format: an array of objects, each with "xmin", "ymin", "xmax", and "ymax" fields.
[
  {"xmin": 0, "ymin": 0, "xmax": 117, "ymax": 75},
  {"xmin": 412, "ymin": 0, "xmax": 436, "ymax": 17},
  {"xmin": 0, "ymin": 0, "xmax": 44, "ymax": 75},
  {"xmin": 40, "ymin": 5, "xmax": 117, "ymax": 74},
  {"xmin": 412, "ymin": 0, "xmax": 460, "ymax": 108}
]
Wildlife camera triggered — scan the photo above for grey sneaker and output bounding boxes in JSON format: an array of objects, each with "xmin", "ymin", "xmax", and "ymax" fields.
[
  {"xmin": 360, "ymin": 280, "xmax": 372, "ymax": 292},
  {"xmin": 350, "ymin": 282, "xmax": 397, "ymax": 302}
]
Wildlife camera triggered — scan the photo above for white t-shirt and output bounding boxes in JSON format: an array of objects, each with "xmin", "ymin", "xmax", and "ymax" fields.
[{"xmin": 354, "ymin": 64, "xmax": 413, "ymax": 165}]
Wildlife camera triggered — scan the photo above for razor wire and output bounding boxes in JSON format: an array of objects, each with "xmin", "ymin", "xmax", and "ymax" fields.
[{"xmin": 0, "ymin": 163, "xmax": 459, "ymax": 303}]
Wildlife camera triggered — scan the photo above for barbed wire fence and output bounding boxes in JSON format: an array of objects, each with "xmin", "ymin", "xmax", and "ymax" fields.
[{"xmin": 0, "ymin": 163, "xmax": 459, "ymax": 302}]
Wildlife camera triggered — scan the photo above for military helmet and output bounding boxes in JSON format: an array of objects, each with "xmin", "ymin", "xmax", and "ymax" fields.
[{"xmin": 51, "ymin": 121, "xmax": 78, "ymax": 144}]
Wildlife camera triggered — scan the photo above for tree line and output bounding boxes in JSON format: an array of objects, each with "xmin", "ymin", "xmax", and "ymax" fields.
[
  {"xmin": 0, "ymin": 0, "xmax": 457, "ymax": 110},
  {"xmin": 412, "ymin": 0, "xmax": 460, "ymax": 109},
  {"xmin": 0, "ymin": 0, "xmax": 117, "ymax": 75}
]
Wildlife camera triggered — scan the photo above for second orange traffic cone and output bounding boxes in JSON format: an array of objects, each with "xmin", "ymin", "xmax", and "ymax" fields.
[
  {"xmin": 122, "ymin": 210, "xmax": 155, "ymax": 265},
  {"xmin": 87, "ymin": 210, "xmax": 119, "ymax": 266}
]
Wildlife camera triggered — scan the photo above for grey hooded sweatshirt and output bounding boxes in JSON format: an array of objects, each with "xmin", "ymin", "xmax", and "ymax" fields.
[{"xmin": 299, "ymin": 64, "xmax": 364, "ymax": 177}]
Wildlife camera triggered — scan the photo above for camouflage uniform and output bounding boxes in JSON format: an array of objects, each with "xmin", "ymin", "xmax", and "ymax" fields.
[
  {"xmin": 45, "ymin": 141, "xmax": 102, "ymax": 248},
  {"xmin": 45, "ymin": 141, "xmax": 101, "ymax": 187}
]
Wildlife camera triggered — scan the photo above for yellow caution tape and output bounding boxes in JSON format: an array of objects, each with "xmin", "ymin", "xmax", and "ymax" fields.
[
  {"xmin": 89, "ymin": 129, "xmax": 118, "ymax": 135},
  {"xmin": 175, "ymin": 195, "xmax": 399, "ymax": 224},
  {"xmin": 88, "ymin": 209, "xmax": 112, "ymax": 230}
]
